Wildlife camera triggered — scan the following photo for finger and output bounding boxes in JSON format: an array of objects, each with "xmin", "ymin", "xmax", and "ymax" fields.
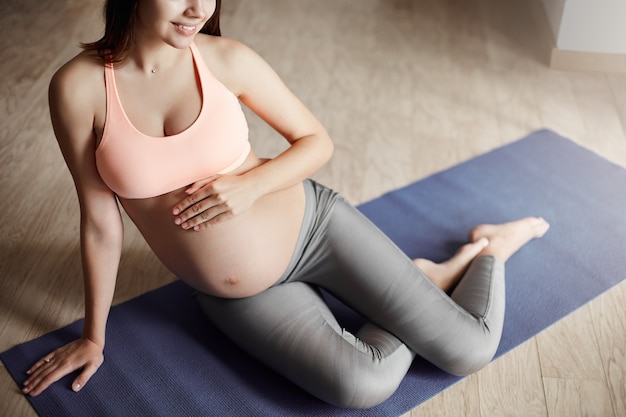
[
  {"xmin": 184, "ymin": 182, "xmax": 206, "ymax": 195},
  {"xmin": 175, "ymin": 196, "xmax": 224, "ymax": 227},
  {"xmin": 192, "ymin": 210, "xmax": 234, "ymax": 231},
  {"xmin": 26, "ymin": 355, "xmax": 54, "ymax": 376},
  {"xmin": 23, "ymin": 360, "xmax": 62, "ymax": 396},
  {"xmin": 72, "ymin": 362, "xmax": 99, "ymax": 392},
  {"xmin": 24, "ymin": 355, "xmax": 56, "ymax": 388},
  {"xmin": 183, "ymin": 203, "xmax": 230, "ymax": 230},
  {"xmin": 173, "ymin": 187, "xmax": 213, "ymax": 216},
  {"xmin": 172, "ymin": 193, "xmax": 195, "ymax": 216},
  {"xmin": 185, "ymin": 175, "xmax": 219, "ymax": 195}
]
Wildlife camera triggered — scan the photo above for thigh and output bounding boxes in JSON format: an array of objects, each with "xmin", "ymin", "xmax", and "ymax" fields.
[{"xmin": 195, "ymin": 281, "xmax": 413, "ymax": 408}]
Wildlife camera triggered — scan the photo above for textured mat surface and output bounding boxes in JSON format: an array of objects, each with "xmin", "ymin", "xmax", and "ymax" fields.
[{"xmin": 3, "ymin": 130, "xmax": 626, "ymax": 416}]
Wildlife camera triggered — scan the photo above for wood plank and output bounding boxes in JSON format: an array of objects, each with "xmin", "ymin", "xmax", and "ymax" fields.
[
  {"xmin": 588, "ymin": 281, "xmax": 626, "ymax": 417},
  {"xmin": 567, "ymin": 71, "xmax": 626, "ymax": 166},
  {"xmin": 408, "ymin": 375, "xmax": 480, "ymax": 417},
  {"xmin": 478, "ymin": 340, "xmax": 548, "ymax": 417},
  {"xmin": 606, "ymin": 73, "xmax": 626, "ymax": 139},
  {"xmin": 538, "ymin": 304, "xmax": 617, "ymax": 417},
  {"xmin": 543, "ymin": 378, "xmax": 615, "ymax": 417},
  {"xmin": 536, "ymin": 306, "xmax": 606, "ymax": 381}
]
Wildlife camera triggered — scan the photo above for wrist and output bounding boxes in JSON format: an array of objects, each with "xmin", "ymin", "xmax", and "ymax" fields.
[
  {"xmin": 240, "ymin": 168, "xmax": 271, "ymax": 199},
  {"xmin": 81, "ymin": 334, "xmax": 105, "ymax": 349},
  {"xmin": 81, "ymin": 322, "xmax": 106, "ymax": 348}
]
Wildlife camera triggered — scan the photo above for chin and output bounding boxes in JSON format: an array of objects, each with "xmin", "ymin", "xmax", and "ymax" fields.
[{"xmin": 168, "ymin": 37, "xmax": 196, "ymax": 50}]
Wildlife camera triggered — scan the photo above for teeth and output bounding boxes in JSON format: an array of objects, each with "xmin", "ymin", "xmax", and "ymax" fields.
[{"xmin": 177, "ymin": 24, "xmax": 194, "ymax": 31}]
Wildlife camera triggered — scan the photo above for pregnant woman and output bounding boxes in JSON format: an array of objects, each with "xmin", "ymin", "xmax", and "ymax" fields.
[{"xmin": 22, "ymin": 0, "xmax": 548, "ymax": 408}]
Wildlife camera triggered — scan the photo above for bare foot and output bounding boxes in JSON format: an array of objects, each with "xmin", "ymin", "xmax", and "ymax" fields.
[
  {"xmin": 469, "ymin": 217, "xmax": 550, "ymax": 262},
  {"xmin": 414, "ymin": 237, "xmax": 489, "ymax": 292}
]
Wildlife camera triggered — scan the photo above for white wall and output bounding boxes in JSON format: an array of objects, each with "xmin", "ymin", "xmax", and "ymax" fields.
[
  {"xmin": 541, "ymin": 0, "xmax": 626, "ymax": 55},
  {"xmin": 541, "ymin": 0, "xmax": 567, "ymax": 42}
]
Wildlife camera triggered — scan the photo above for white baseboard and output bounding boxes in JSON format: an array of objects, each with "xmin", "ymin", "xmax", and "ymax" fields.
[{"xmin": 550, "ymin": 48, "xmax": 626, "ymax": 73}]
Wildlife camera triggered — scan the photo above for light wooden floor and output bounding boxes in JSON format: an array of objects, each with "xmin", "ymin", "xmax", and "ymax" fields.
[{"xmin": 1, "ymin": 1, "xmax": 625, "ymax": 416}]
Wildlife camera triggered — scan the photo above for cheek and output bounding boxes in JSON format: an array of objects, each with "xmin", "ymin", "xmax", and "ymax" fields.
[
  {"xmin": 205, "ymin": 0, "xmax": 217, "ymax": 18},
  {"xmin": 136, "ymin": 2, "xmax": 162, "ymax": 30}
]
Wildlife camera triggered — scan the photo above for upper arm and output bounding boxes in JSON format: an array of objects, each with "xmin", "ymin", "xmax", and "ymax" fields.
[
  {"xmin": 200, "ymin": 37, "xmax": 329, "ymax": 145},
  {"xmin": 49, "ymin": 58, "xmax": 122, "ymax": 234}
]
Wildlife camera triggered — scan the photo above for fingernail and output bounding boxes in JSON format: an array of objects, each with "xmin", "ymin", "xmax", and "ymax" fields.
[
  {"xmin": 173, "ymin": 208, "xmax": 180, "ymax": 215},
  {"xmin": 174, "ymin": 218, "xmax": 182, "ymax": 225},
  {"xmin": 73, "ymin": 383, "xmax": 81, "ymax": 392}
]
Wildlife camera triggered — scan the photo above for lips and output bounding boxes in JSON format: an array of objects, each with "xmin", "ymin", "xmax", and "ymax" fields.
[
  {"xmin": 173, "ymin": 23, "xmax": 197, "ymax": 35},
  {"xmin": 176, "ymin": 23, "xmax": 195, "ymax": 31}
]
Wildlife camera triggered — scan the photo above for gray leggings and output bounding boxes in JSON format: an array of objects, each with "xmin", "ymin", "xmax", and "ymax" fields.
[{"xmin": 196, "ymin": 180, "xmax": 505, "ymax": 409}]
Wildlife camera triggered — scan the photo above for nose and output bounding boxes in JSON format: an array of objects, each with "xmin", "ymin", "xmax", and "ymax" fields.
[{"xmin": 185, "ymin": 0, "xmax": 208, "ymax": 20}]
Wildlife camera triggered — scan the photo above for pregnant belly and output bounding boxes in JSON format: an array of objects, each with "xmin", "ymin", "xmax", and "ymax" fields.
[{"xmin": 123, "ymin": 182, "xmax": 306, "ymax": 298}]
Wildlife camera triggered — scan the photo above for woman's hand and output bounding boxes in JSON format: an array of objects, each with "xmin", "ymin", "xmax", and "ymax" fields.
[
  {"xmin": 173, "ymin": 174, "xmax": 259, "ymax": 231},
  {"xmin": 22, "ymin": 338, "xmax": 104, "ymax": 397}
]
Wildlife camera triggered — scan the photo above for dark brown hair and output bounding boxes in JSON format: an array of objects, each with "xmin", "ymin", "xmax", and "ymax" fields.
[{"xmin": 82, "ymin": 0, "xmax": 222, "ymax": 63}]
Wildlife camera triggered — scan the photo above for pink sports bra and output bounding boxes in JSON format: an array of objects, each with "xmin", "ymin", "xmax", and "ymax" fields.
[{"xmin": 96, "ymin": 43, "xmax": 251, "ymax": 199}]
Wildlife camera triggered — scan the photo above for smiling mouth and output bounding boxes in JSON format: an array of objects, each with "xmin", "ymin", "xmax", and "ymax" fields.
[{"xmin": 174, "ymin": 23, "xmax": 196, "ymax": 33}]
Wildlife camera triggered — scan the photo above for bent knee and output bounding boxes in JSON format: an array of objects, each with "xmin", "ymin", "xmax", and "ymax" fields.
[
  {"xmin": 441, "ymin": 344, "xmax": 498, "ymax": 376},
  {"xmin": 319, "ymin": 372, "xmax": 397, "ymax": 409},
  {"xmin": 318, "ymin": 345, "xmax": 414, "ymax": 408}
]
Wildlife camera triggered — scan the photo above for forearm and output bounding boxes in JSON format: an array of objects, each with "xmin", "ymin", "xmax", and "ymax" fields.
[
  {"xmin": 243, "ymin": 130, "xmax": 334, "ymax": 197},
  {"xmin": 79, "ymin": 220, "xmax": 123, "ymax": 347},
  {"xmin": 227, "ymin": 40, "xmax": 334, "ymax": 195}
]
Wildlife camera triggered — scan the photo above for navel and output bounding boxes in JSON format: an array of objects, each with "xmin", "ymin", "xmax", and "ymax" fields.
[{"xmin": 225, "ymin": 276, "xmax": 239, "ymax": 286}]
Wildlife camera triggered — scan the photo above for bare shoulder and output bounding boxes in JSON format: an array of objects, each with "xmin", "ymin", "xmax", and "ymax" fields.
[
  {"xmin": 194, "ymin": 34, "xmax": 275, "ymax": 96},
  {"xmin": 193, "ymin": 33, "xmax": 257, "ymax": 67},
  {"xmin": 49, "ymin": 50, "xmax": 105, "ymax": 148},
  {"xmin": 49, "ymin": 50, "xmax": 104, "ymax": 113}
]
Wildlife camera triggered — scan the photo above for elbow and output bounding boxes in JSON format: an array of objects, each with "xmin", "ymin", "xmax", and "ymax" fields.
[
  {"xmin": 81, "ymin": 215, "xmax": 124, "ymax": 249},
  {"xmin": 323, "ymin": 135, "xmax": 334, "ymax": 164},
  {"xmin": 318, "ymin": 129, "xmax": 334, "ymax": 165},
  {"xmin": 81, "ymin": 226, "xmax": 124, "ymax": 253}
]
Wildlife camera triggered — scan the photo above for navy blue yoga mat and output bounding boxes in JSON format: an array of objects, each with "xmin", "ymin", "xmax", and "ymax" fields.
[{"xmin": 3, "ymin": 130, "xmax": 626, "ymax": 416}]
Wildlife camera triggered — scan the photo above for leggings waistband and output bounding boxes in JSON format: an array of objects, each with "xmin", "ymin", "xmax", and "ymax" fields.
[
  {"xmin": 272, "ymin": 179, "xmax": 338, "ymax": 286},
  {"xmin": 272, "ymin": 180, "xmax": 317, "ymax": 286}
]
